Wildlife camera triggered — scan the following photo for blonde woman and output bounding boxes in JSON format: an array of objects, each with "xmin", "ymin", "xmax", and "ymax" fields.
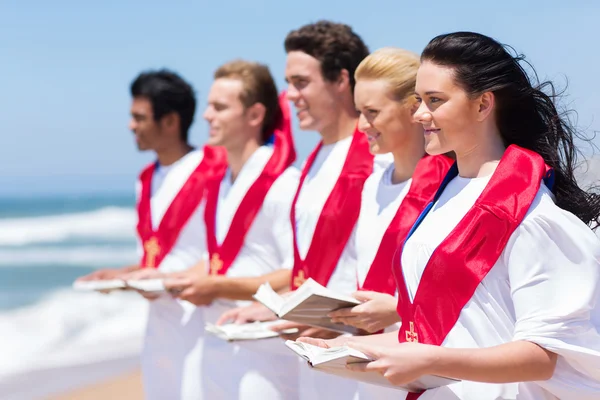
[{"xmin": 305, "ymin": 47, "xmax": 453, "ymax": 398}]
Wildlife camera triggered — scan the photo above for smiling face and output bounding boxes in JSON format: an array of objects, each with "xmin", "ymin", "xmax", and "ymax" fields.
[
  {"xmin": 413, "ymin": 61, "xmax": 483, "ymax": 156},
  {"xmin": 354, "ymin": 79, "xmax": 416, "ymax": 155},
  {"xmin": 284, "ymin": 50, "xmax": 342, "ymax": 133},
  {"xmin": 203, "ymin": 78, "xmax": 250, "ymax": 149}
]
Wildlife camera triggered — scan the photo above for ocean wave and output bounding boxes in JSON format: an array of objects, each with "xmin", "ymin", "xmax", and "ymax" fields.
[
  {"xmin": 0, "ymin": 288, "xmax": 148, "ymax": 377},
  {"xmin": 0, "ymin": 246, "xmax": 138, "ymax": 267},
  {"xmin": 0, "ymin": 207, "xmax": 137, "ymax": 246}
]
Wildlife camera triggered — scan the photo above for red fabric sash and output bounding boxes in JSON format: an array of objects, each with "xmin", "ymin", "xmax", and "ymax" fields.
[
  {"xmin": 360, "ymin": 155, "xmax": 453, "ymax": 295},
  {"xmin": 137, "ymin": 145, "xmax": 227, "ymax": 269},
  {"xmin": 393, "ymin": 145, "xmax": 552, "ymax": 398},
  {"xmin": 204, "ymin": 92, "xmax": 296, "ymax": 276},
  {"xmin": 290, "ymin": 129, "xmax": 374, "ymax": 289}
]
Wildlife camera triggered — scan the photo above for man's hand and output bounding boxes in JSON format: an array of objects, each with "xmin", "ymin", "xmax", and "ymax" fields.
[
  {"xmin": 328, "ymin": 291, "xmax": 399, "ymax": 333},
  {"xmin": 164, "ymin": 269, "xmax": 220, "ymax": 306},
  {"xmin": 216, "ymin": 302, "xmax": 277, "ymax": 325}
]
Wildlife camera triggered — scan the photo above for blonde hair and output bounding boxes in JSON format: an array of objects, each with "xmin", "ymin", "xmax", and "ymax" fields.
[
  {"xmin": 355, "ymin": 47, "xmax": 420, "ymax": 104},
  {"xmin": 214, "ymin": 59, "xmax": 281, "ymax": 139}
]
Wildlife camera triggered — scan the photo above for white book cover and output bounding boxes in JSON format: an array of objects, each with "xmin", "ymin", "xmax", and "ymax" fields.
[
  {"xmin": 285, "ymin": 340, "xmax": 459, "ymax": 392},
  {"xmin": 253, "ymin": 279, "xmax": 361, "ymax": 334},
  {"xmin": 72, "ymin": 279, "xmax": 166, "ymax": 294},
  {"xmin": 205, "ymin": 321, "xmax": 299, "ymax": 341}
]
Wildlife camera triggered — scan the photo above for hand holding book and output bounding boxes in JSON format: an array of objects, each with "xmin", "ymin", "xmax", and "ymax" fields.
[{"xmin": 328, "ymin": 290, "xmax": 400, "ymax": 333}]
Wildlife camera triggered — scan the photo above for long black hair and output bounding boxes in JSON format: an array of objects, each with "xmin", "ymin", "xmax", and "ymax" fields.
[{"xmin": 421, "ymin": 32, "xmax": 600, "ymax": 228}]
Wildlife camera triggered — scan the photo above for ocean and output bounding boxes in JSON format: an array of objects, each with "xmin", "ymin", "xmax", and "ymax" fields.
[{"xmin": 0, "ymin": 194, "xmax": 149, "ymax": 399}]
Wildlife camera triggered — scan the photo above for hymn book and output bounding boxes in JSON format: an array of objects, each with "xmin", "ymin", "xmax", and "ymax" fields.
[
  {"xmin": 285, "ymin": 341, "xmax": 459, "ymax": 392},
  {"xmin": 252, "ymin": 278, "xmax": 362, "ymax": 334}
]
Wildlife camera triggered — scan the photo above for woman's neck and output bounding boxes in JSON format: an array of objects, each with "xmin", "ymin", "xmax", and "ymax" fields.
[
  {"xmin": 455, "ymin": 132, "xmax": 506, "ymax": 178},
  {"xmin": 390, "ymin": 126, "xmax": 426, "ymax": 184}
]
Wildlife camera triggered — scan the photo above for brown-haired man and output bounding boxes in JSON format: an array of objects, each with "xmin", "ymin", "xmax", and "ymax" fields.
[{"xmin": 162, "ymin": 59, "xmax": 300, "ymax": 399}]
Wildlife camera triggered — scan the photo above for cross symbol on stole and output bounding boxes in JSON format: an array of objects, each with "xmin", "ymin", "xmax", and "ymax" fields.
[
  {"xmin": 210, "ymin": 253, "xmax": 224, "ymax": 276},
  {"xmin": 143, "ymin": 237, "xmax": 161, "ymax": 268},
  {"xmin": 405, "ymin": 321, "xmax": 419, "ymax": 343},
  {"xmin": 293, "ymin": 270, "xmax": 307, "ymax": 288}
]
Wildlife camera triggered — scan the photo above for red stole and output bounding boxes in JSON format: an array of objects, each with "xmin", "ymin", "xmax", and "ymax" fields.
[
  {"xmin": 290, "ymin": 129, "xmax": 374, "ymax": 289},
  {"xmin": 360, "ymin": 155, "xmax": 453, "ymax": 295},
  {"xmin": 137, "ymin": 145, "xmax": 227, "ymax": 269},
  {"xmin": 394, "ymin": 145, "xmax": 552, "ymax": 398},
  {"xmin": 204, "ymin": 92, "xmax": 296, "ymax": 276}
]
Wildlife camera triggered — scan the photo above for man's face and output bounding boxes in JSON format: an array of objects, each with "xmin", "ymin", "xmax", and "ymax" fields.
[
  {"xmin": 203, "ymin": 78, "xmax": 249, "ymax": 149},
  {"xmin": 285, "ymin": 51, "xmax": 340, "ymax": 133},
  {"xmin": 129, "ymin": 97, "xmax": 163, "ymax": 151}
]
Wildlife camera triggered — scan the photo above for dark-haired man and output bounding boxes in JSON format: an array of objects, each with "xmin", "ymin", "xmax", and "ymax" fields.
[{"xmin": 77, "ymin": 70, "xmax": 224, "ymax": 399}]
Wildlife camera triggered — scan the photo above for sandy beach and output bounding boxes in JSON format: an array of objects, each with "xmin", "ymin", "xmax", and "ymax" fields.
[{"xmin": 50, "ymin": 369, "xmax": 144, "ymax": 400}]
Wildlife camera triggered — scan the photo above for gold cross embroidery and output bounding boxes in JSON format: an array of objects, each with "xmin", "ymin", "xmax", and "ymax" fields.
[
  {"xmin": 293, "ymin": 270, "xmax": 307, "ymax": 288},
  {"xmin": 143, "ymin": 237, "xmax": 161, "ymax": 268},
  {"xmin": 405, "ymin": 321, "xmax": 419, "ymax": 343},
  {"xmin": 210, "ymin": 253, "xmax": 224, "ymax": 276}
]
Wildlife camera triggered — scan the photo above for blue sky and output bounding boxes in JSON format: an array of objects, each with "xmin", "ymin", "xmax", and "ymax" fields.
[{"xmin": 2, "ymin": 0, "xmax": 598, "ymax": 196}]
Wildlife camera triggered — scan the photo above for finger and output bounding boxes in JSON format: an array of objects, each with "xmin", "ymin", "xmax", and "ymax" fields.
[
  {"xmin": 297, "ymin": 337, "xmax": 329, "ymax": 348},
  {"xmin": 345, "ymin": 361, "xmax": 370, "ymax": 372},
  {"xmin": 328, "ymin": 307, "xmax": 357, "ymax": 318},
  {"xmin": 270, "ymin": 321, "xmax": 303, "ymax": 332},
  {"xmin": 352, "ymin": 290, "xmax": 376, "ymax": 302},
  {"xmin": 330, "ymin": 315, "xmax": 358, "ymax": 325},
  {"xmin": 178, "ymin": 287, "xmax": 196, "ymax": 302},
  {"xmin": 235, "ymin": 313, "xmax": 254, "ymax": 324},
  {"xmin": 163, "ymin": 277, "xmax": 192, "ymax": 290},
  {"xmin": 345, "ymin": 341, "xmax": 383, "ymax": 360},
  {"xmin": 216, "ymin": 309, "xmax": 239, "ymax": 326}
]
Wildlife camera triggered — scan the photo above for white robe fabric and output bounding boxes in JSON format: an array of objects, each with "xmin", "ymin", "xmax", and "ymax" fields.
[
  {"xmin": 201, "ymin": 144, "xmax": 301, "ymax": 400},
  {"xmin": 138, "ymin": 149, "xmax": 209, "ymax": 400},
  {"xmin": 397, "ymin": 174, "xmax": 600, "ymax": 400},
  {"xmin": 294, "ymin": 138, "xmax": 391, "ymax": 400},
  {"xmin": 353, "ymin": 164, "xmax": 411, "ymax": 399}
]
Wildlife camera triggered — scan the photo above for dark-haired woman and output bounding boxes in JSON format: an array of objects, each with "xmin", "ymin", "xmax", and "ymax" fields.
[{"xmin": 301, "ymin": 32, "xmax": 600, "ymax": 400}]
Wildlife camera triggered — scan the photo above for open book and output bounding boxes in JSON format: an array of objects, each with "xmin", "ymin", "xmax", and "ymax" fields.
[
  {"xmin": 72, "ymin": 279, "xmax": 167, "ymax": 294},
  {"xmin": 205, "ymin": 321, "xmax": 299, "ymax": 341},
  {"xmin": 285, "ymin": 341, "xmax": 459, "ymax": 392},
  {"xmin": 252, "ymin": 279, "xmax": 361, "ymax": 334}
]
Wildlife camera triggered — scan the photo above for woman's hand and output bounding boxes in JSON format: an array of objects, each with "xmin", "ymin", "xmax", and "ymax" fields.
[
  {"xmin": 329, "ymin": 291, "xmax": 400, "ymax": 333},
  {"xmin": 346, "ymin": 341, "xmax": 438, "ymax": 386}
]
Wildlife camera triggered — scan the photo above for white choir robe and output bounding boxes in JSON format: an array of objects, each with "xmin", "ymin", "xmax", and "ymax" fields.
[
  {"xmin": 137, "ymin": 149, "xmax": 209, "ymax": 400},
  {"xmin": 293, "ymin": 137, "xmax": 392, "ymax": 400},
  {"xmin": 353, "ymin": 164, "xmax": 410, "ymax": 399},
  {"xmin": 201, "ymin": 144, "xmax": 301, "ymax": 400},
  {"xmin": 398, "ymin": 175, "xmax": 600, "ymax": 400}
]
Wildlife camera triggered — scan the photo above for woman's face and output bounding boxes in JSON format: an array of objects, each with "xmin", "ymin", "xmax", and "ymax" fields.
[
  {"xmin": 413, "ymin": 61, "xmax": 482, "ymax": 156},
  {"xmin": 354, "ymin": 79, "xmax": 417, "ymax": 155}
]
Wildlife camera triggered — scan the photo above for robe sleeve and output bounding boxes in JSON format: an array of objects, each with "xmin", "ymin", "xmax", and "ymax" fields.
[
  {"xmin": 266, "ymin": 167, "xmax": 300, "ymax": 270},
  {"xmin": 503, "ymin": 190, "xmax": 600, "ymax": 398}
]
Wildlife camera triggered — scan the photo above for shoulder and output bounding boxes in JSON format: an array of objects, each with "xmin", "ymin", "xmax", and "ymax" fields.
[
  {"xmin": 362, "ymin": 167, "xmax": 386, "ymax": 195},
  {"xmin": 263, "ymin": 166, "xmax": 301, "ymax": 213},
  {"xmin": 506, "ymin": 184, "xmax": 600, "ymax": 259}
]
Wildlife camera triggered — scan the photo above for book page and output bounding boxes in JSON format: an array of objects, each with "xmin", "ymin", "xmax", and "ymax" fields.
[
  {"xmin": 72, "ymin": 280, "xmax": 126, "ymax": 291},
  {"xmin": 126, "ymin": 279, "xmax": 166, "ymax": 293},
  {"xmin": 207, "ymin": 321, "xmax": 298, "ymax": 341},
  {"xmin": 252, "ymin": 283, "xmax": 286, "ymax": 315},
  {"xmin": 285, "ymin": 340, "xmax": 459, "ymax": 392}
]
